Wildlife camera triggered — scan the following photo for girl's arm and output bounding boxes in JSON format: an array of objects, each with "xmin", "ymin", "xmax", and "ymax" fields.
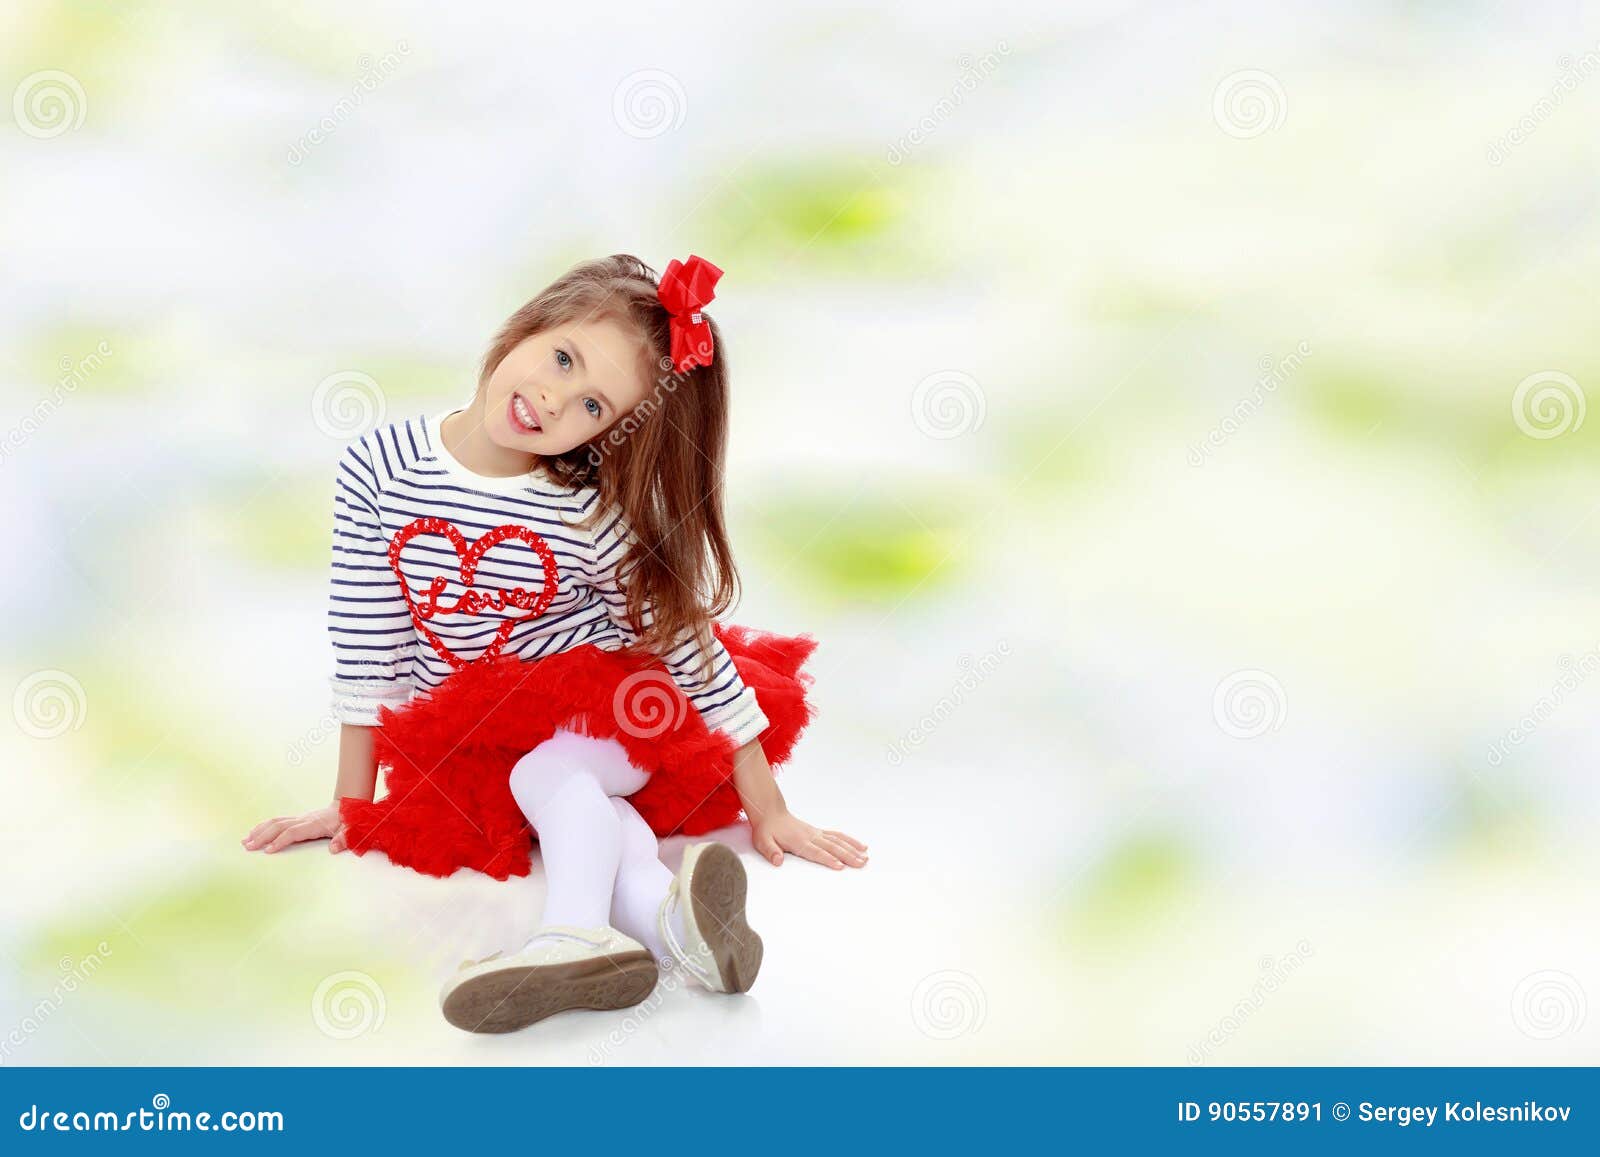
[
  {"xmin": 333, "ymin": 723, "xmax": 380, "ymax": 803},
  {"xmin": 733, "ymin": 737, "xmax": 868, "ymax": 871},
  {"xmin": 246, "ymin": 433, "xmax": 412, "ymax": 856},
  {"xmin": 244, "ymin": 725, "xmax": 375, "ymax": 854}
]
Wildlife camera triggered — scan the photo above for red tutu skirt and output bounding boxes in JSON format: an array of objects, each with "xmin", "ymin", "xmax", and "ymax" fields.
[{"xmin": 338, "ymin": 623, "xmax": 819, "ymax": 881}]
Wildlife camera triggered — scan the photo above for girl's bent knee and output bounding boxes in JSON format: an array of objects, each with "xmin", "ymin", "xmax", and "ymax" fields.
[
  {"xmin": 507, "ymin": 748, "xmax": 587, "ymax": 815},
  {"xmin": 508, "ymin": 729, "xmax": 652, "ymax": 815}
]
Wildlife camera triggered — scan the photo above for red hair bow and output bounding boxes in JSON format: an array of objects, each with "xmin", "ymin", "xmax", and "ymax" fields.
[{"xmin": 657, "ymin": 255, "xmax": 723, "ymax": 372}]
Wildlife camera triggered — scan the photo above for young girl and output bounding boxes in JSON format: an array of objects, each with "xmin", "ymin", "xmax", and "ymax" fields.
[{"xmin": 242, "ymin": 254, "xmax": 866, "ymax": 1033}]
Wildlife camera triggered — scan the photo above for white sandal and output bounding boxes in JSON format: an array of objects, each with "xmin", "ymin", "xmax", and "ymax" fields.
[
  {"xmin": 439, "ymin": 925, "xmax": 656, "ymax": 1033},
  {"xmin": 657, "ymin": 842, "xmax": 763, "ymax": 993}
]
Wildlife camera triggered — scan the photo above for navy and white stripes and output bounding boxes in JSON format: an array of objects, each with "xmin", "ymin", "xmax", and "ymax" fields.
[{"xmin": 327, "ymin": 411, "xmax": 770, "ymax": 746}]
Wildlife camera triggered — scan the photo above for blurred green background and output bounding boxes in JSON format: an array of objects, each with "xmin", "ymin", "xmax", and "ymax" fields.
[{"xmin": 1, "ymin": 1, "xmax": 1597, "ymax": 1064}]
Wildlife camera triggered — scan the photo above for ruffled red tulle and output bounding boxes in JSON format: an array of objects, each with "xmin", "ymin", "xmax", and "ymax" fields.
[{"xmin": 338, "ymin": 623, "xmax": 819, "ymax": 881}]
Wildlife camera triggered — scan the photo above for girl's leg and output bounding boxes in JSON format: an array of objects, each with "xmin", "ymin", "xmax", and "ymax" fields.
[
  {"xmin": 441, "ymin": 731, "xmax": 669, "ymax": 1034},
  {"xmin": 491, "ymin": 728, "xmax": 760, "ymax": 1007},
  {"xmin": 609, "ymin": 795, "xmax": 680, "ymax": 963},
  {"xmin": 506, "ymin": 729, "xmax": 650, "ymax": 931},
  {"xmin": 612, "ymin": 798, "xmax": 764, "ymax": 995}
]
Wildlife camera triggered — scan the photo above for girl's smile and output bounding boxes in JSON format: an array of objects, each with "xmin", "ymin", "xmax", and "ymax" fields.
[{"xmin": 508, "ymin": 391, "xmax": 543, "ymax": 434}]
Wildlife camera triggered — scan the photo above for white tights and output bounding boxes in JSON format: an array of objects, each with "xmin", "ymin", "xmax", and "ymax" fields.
[{"xmin": 507, "ymin": 728, "xmax": 681, "ymax": 962}]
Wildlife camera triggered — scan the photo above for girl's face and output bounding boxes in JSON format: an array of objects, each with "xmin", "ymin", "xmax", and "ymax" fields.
[{"xmin": 480, "ymin": 316, "xmax": 653, "ymax": 456}]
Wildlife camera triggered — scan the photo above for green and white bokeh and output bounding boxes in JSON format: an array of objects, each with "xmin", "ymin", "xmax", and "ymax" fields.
[{"xmin": 2, "ymin": 1, "xmax": 1596, "ymax": 1063}]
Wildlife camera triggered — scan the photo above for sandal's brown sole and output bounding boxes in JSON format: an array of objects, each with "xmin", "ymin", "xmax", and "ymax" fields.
[
  {"xmin": 441, "ymin": 951, "xmax": 656, "ymax": 1034},
  {"xmin": 689, "ymin": 843, "xmax": 764, "ymax": 992}
]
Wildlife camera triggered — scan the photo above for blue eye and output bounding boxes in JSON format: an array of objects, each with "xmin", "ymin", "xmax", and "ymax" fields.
[
  {"xmin": 584, "ymin": 398, "xmax": 602, "ymax": 418},
  {"xmin": 555, "ymin": 348, "xmax": 572, "ymax": 370}
]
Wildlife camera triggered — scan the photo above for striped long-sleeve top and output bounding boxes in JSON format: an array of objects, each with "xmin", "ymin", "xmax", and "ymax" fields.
[{"xmin": 327, "ymin": 410, "xmax": 771, "ymax": 746}]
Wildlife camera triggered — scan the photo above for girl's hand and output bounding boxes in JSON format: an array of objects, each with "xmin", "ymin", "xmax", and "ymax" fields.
[
  {"xmin": 750, "ymin": 808, "xmax": 868, "ymax": 870},
  {"xmin": 242, "ymin": 803, "xmax": 346, "ymax": 854}
]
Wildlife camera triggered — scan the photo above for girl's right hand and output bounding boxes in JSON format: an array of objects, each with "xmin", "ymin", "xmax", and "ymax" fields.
[{"xmin": 242, "ymin": 802, "xmax": 346, "ymax": 854}]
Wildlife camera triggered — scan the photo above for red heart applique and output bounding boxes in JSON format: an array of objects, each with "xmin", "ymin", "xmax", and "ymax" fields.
[{"xmin": 387, "ymin": 517, "xmax": 560, "ymax": 671}]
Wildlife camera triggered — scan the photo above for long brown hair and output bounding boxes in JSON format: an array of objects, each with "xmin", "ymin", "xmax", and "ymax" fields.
[{"xmin": 476, "ymin": 254, "xmax": 738, "ymax": 677}]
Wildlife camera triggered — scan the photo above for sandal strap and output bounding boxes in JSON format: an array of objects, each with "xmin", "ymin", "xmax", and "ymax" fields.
[
  {"xmin": 658, "ymin": 884, "xmax": 716, "ymax": 987},
  {"xmin": 525, "ymin": 925, "xmax": 613, "ymax": 949}
]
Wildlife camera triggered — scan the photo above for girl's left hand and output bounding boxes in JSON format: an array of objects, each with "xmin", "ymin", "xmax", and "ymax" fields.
[{"xmin": 750, "ymin": 809, "xmax": 868, "ymax": 870}]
